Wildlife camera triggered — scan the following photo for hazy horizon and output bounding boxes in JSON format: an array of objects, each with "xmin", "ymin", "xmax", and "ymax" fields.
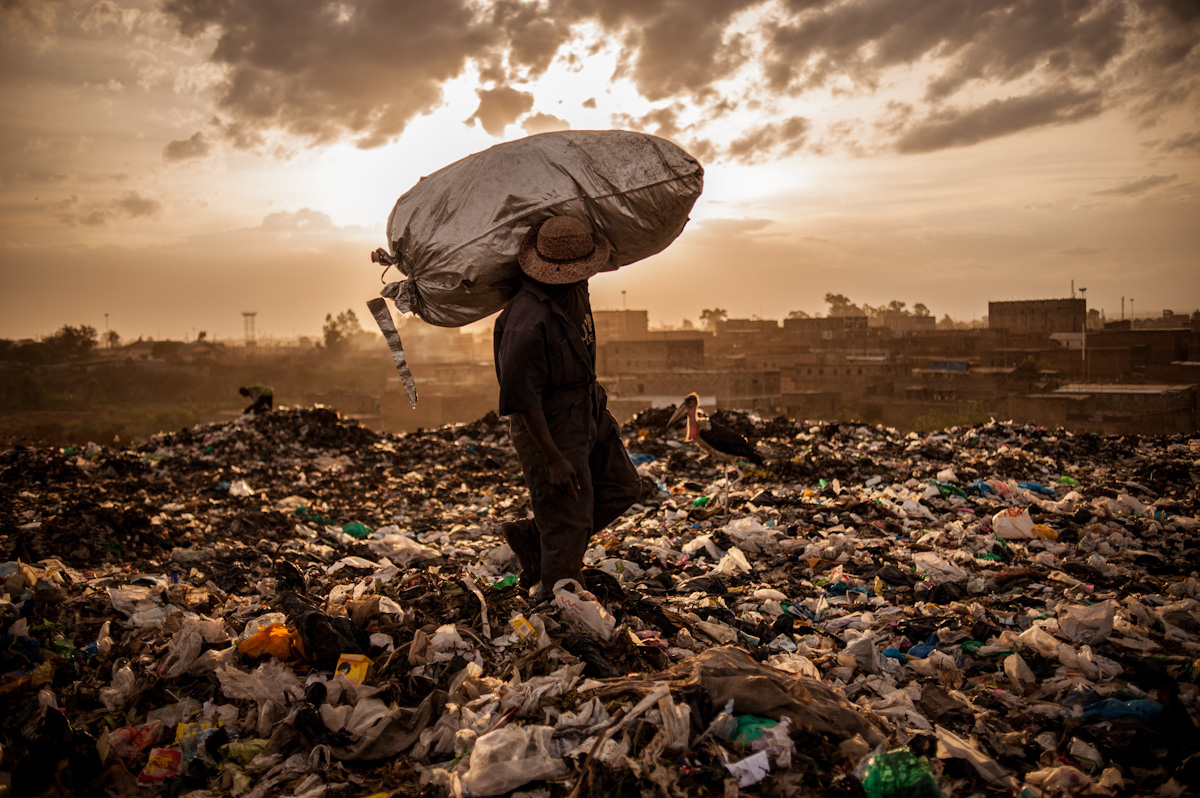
[{"xmin": 3, "ymin": 1, "xmax": 1198, "ymax": 342}]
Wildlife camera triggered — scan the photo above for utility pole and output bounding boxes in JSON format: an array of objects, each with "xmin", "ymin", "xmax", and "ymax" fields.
[{"xmin": 1079, "ymin": 287, "xmax": 1087, "ymax": 381}]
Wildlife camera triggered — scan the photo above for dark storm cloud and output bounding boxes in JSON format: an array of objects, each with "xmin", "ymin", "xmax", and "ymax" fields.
[
  {"xmin": 727, "ymin": 116, "xmax": 811, "ymax": 162},
  {"xmin": 466, "ymin": 86, "xmax": 536, "ymax": 136},
  {"xmin": 162, "ymin": 0, "xmax": 499, "ymax": 149},
  {"xmin": 895, "ymin": 88, "xmax": 1103, "ymax": 154},
  {"xmin": 608, "ymin": 0, "xmax": 758, "ymax": 102},
  {"xmin": 1092, "ymin": 174, "xmax": 1179, "ymax": 196},
  {"xmin": 149, "ymin": 0, "xmax": 1200, "ymax": 160},
  {"xmin": 49, "ymin": 190, "xmax": 162, "ymax": 226},
  {"xmin": 1160, "ymin": 131, "xmax": 1200, "ymax": 153},
  {"xmin": 163, "ymin": 131, "xmax": 211, "ymax": 162},
  {"xmin": 763, "ymin": 0, "xmax": 1127, "ymax": 99}
]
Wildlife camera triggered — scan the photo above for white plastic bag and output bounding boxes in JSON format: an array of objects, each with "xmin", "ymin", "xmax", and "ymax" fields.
[
  {"xmin": 992, "ymin": 507, "xmax": 1035, "ymax": 539},
  {"xmin": 552, "ymin": 579, "xmax": 616, "ymax": 640},
  {"xmin": 459, "ymin": 725, "xmax": 567, "ymax": 796},
  {"xmin": 99, "ymin": 662, "xmax": 138, "ymax": 711},
  {"xmin": 1058, "ymin": 601, "xmax": 1116, "ymax": 644}
]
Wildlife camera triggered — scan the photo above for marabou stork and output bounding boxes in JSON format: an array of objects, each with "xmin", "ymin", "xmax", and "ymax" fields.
[{"xmin": 666, "ymin": 393, "xmax": 763, "ymax": 515}]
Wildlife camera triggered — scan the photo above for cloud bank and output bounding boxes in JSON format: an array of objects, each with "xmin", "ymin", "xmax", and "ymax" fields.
[{"xmin": 135, "ymin": 0, "xmax": 1199, "ymax": 164}]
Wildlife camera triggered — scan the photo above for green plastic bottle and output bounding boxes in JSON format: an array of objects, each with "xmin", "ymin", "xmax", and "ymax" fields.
[{"xmin": 860, "ymin": 749, "xmax": 944, "ymax": 798}]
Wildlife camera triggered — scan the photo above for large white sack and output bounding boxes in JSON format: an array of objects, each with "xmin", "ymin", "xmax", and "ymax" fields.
[{"xmin": 372, "ymin": 129, "xmax": 704, "ymax": 328}]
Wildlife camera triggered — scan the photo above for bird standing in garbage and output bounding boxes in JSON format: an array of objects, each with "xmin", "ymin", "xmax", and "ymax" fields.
[{"xmin": 666, "ymin": 393, "xmax": 763, "ymax": 515}]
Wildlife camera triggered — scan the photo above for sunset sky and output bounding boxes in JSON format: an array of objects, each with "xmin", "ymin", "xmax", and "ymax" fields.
[{"xmin": 2, "ymin": 0, "xmax": 1198, "ymax": 343}]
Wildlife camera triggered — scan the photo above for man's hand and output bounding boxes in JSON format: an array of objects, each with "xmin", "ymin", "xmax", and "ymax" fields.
[
  {"xmin": 547, "ymin": 454, "xmax": 582, "ymax": 502},
  {"xmin": 519, "ymin": 408, "xmax": 582, "ymax": 503}
]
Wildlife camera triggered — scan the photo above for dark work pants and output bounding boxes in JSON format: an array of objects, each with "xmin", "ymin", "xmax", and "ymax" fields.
[{"xmin": 510, "ymin": 384, "xmax": 640, "ymax": 596}]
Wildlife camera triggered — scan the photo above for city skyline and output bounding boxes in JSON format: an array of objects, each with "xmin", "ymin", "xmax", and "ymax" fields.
[{"xmin": 2, "ymin": 0, "xmax": 1198, "ymax": 341}]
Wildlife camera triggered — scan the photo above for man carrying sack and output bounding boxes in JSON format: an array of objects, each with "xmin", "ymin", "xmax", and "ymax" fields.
[{"xmin": 494, "ymin": 216, "xmax": 640, "ymax": 599}]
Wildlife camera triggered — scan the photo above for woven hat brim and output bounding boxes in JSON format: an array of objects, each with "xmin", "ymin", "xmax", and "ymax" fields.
[{"xmin": 517, "ymin": 221, "xmax": 613, "ymax": 284}]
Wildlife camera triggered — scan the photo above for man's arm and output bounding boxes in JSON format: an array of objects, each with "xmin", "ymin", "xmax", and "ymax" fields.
[{"xmin": 517, "ymin": 407, "xmax": 581, "ymax": 502}]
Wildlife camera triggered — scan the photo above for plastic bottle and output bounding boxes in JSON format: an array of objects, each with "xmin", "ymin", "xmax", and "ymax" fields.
[{"xmin": 859, "ymin": 749, "xmax": 945, "ymax": 798}]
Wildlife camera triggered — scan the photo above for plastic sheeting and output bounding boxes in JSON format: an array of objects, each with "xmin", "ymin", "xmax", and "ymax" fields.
[
  {"xmin": 368, "ymin": 130, "xmax": 703, "ymax": 405},
  {"xmin": 376, "ymin": 129, "xmax": 703, "ymax": 328}
]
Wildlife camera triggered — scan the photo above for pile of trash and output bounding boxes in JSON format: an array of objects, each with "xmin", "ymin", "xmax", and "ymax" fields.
[{"xmin": 2, "ymin": 405, "xmax": 1198, "ymax": 797}]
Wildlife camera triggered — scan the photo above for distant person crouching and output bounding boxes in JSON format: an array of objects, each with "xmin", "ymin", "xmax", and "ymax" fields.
[{"xmin": 239, "ymin": 385, "xmax": 274, "ymax": 414}]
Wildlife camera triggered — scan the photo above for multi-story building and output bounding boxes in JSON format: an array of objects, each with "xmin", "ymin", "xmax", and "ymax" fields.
[{"xmin": 989, "ymin": 298, "xmax": 1086, "ymax": 334}]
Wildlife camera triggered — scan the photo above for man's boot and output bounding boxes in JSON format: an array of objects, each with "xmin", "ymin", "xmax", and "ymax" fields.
[{"xmin": 501, "ymin": 519, "xmax": 541, "ymax": 589}]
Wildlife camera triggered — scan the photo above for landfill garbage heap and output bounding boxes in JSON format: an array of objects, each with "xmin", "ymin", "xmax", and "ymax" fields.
[{"xmin": 2, "ymin": 406, "xmax": 1199, "ymax": 798}]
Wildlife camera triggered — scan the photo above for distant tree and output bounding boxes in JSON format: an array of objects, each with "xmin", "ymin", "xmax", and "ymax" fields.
[
  {"xmin": 699, "ymin": 308, "xmax": 727, "ymax": 330},
  {"xmin": 680, "ymin": 319, "xmax": 695, "ymax": 331},
  {"xmin": 9, "ymin": 341, "xmax": 48, "ymax": 366},
  {"xmin": 787, "ymin": 309, "xmax": 811, "ymax": 319},
  {"xmin": 913, "ymin": 303, "xmax": 931, "ymax": 317},
  {"xmin": 44, "ymin": 324, "xmax": 97, "ymax": 361},
  {"xmin": 104, "ymin": 329, "xmax": 121, "ymax": 349},
  {"xmin": 824, "ymin": 293, "xmax": 863, "ymax": 317},
  {"xmin": 196, "ymin": 330, "xmax": 207, "ymax": 342},
  {"xmin": 323, "ymin": 309, "xmax": 363, "ymax": 352},
  {"xmin": 12, "ymin": 371, "xmax": 46, "ymax": 409},
  {"xmin": 1012, "ymin": 356, "xmax": 1040, "ymax": 381},
  {"xmin": 886, "ymin": 300, "xmax": 907, "ymax": 315}
]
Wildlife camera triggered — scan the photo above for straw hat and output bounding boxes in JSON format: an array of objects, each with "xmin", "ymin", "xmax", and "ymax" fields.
[{"xmin": 517, "ymin": 216, "xmax": 612, "ymax": 284}]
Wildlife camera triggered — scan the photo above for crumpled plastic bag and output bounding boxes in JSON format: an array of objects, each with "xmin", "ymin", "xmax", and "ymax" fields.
[
  {"xmin": 1004, "ymin": 652, "xmax": 1036, "ymax": 691},
  {"xmin": 458, "ymin": 725, "xmax": 567, "ymax": 796},
  {"xmin": 713, "ymin": 545, "xmax": 753, "ymax": 576},
  {"xmin": 840, "ymin": 632, "xmax": 882, "ymax": 675},
  {"xmin": 365, "ymin": 532, "xmax": 436, "ymax": 566},
  {"xmin": 992, "ymin": 507, "xmax": 1036, "ymax": 539},
  {"xmin": 912, "ymin": 551, "xmax": 968, "ymax": 584},
  {"xmin": 108, "ymin": 584, "xmax": 161, "ymax": 616},
  {"xmin": 99, "ymin": 661, "xmax": 138, "ymax": 711},
  {"xmin": 238, "ymin": 622, "xmax": 306, "ymax": 662},
  {"xmin": 553, "ymin": 579, "xmax": 616, "ymax": 641},
  {"xmin": 1058, "ymin": 600, "xmax": 1116, "ymax": 644},
  {"xmin": 217, "ymin": 660, "xmax": 304, "ymax": 710},
  {"xmin": 935, "ymin": 724, "xmax": 1014, "ymax": 787},
  {"xmin": 723, "ymin": 517, "xmax": 780, "ymax": 554},
  {"xmin": 108, "ymin": 721, "xmax": 165, "ymax": 768},
  {"xmin": 425, "ymin": 624, "xmax": 483, "ymax": 666},
  {"xmin": 159, "ymin": 614, "xmax": 228, "ymax": 678},
  {"xmin": 725, "ymin": 750, "xmax": 772, "ymax": 787}
]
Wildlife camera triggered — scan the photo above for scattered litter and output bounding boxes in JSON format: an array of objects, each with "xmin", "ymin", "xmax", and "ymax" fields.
[{"xmin": 1, "ymin": 406, "xmax": 1198, "ymax": 796}]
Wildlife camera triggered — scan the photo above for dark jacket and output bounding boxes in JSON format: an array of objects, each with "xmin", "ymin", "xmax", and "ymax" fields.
[{"xmin": 493, "ymin": 279, "xmax": 595, "ymax": 417}]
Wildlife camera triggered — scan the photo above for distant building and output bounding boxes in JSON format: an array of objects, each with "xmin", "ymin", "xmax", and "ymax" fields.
[
  {"xmin": 1006, "ymin": 383, "xmax": 1196, "ymax": 435},
  {"xmin": 782, "ymin": 315, "xmax": 870, "ymax": 337},
  {"xmin": 989, "ymin": 298, "xmax": 1085, "ymax": 334},
  {"xmin": 607, "ymin": 369, "xmax": 781, "ymax": 421},
  {"xmin": 715, "ymin": 318, "xmax": 781, "ymax": 336},
  {"xmin": 593, "ymin": 310, "xmax": 649, "ymax": 342},
  {"xmin": 869, "ymin": 313, "xmax": 937, "ymax": 332},
  {"xmin": 597, "ymin": 339, "xmax": 705, "ymax": 376}
]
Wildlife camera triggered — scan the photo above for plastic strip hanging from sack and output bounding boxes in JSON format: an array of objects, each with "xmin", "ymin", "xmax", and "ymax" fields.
[{"xmin": 366, "ymin": 294, "xmax": 417, "ymax": 408}]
